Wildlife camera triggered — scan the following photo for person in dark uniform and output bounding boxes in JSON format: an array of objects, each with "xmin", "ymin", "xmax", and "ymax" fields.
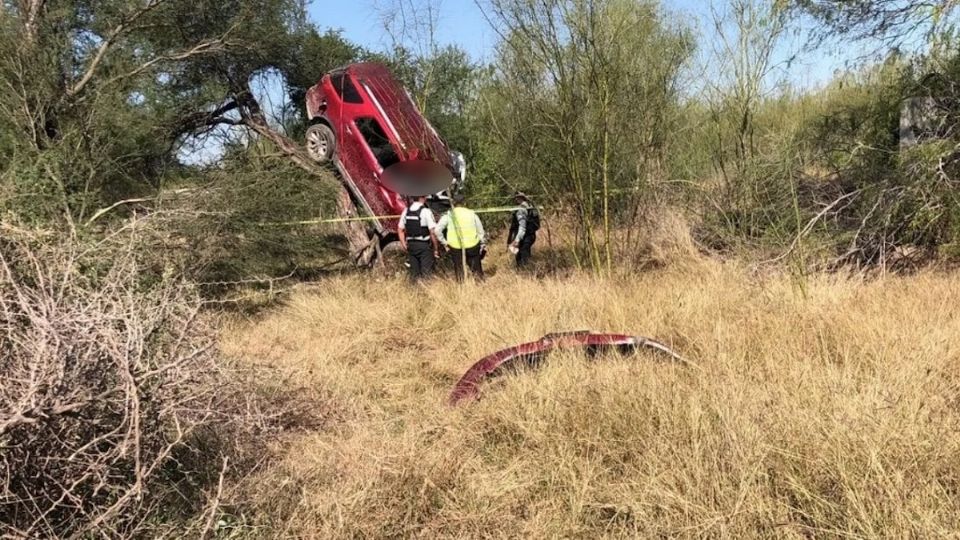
[
  {"xmin": 398, "ymin": 195, "xmax": 440, "ymax": 281},
  {"xmin": 507, "ymin": 192, "xmax": 540, "ymax": 269}
]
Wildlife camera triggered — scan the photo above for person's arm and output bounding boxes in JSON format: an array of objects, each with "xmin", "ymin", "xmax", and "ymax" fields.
[
  {"xmin": 429, "ymin": 229, "xmax": 441, "ymax": 257},
  {"xmin": 475, "ymin": 213, "xmax": 487, "ymax": 249},
  {"xmin": 512, "ymin": 208, "xmax": 528, "ymax": 246},
  {"xmin": 425, "ymin": 208, "xmax": 441, "ymax": 256},
  {"xmin": 436, "ymin": 213, "xmax": 450, "ymax": 249},
  {"xmin": 398, "ymin": 209, "xmax": 408, "ymax": 250}
]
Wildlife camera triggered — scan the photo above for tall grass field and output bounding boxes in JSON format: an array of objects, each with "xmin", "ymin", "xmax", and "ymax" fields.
[{"xmin": 221, "ymin": 259, "xmax": 960, "ymax": 538}]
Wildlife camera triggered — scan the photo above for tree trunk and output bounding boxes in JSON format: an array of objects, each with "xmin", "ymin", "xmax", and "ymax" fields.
[
  {"xmin": 20, "ymin": 0, "xmax": 45, "ymax": 45},
  {"xmin": 334, "ymin": 188, "xmax": 379, "ymax": 266}
]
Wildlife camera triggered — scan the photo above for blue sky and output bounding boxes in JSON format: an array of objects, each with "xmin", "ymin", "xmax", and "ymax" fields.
[
  {"xmin": 308, "ymin": 0, "xmax": 857, "ymax": 89},
  {"xmin": 310, "ymin": 0, "xmax": 496, "ymax": 58}
]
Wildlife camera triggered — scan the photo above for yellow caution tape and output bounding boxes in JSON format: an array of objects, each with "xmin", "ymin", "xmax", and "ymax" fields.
[
  {"xmin": 259, "ymin": 206, "xmax": 528, "ymax": 227},
  {"xmin": 260, "ymin": 183, "xmax": 665, "ymax": 227}
]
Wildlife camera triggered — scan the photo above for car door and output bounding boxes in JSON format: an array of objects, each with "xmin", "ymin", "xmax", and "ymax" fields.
[
  {"xmin": 325, "ymin": 72, "xmax": 391, "ymax": 219},
  {"xmin": 349, "ymin": 116, "xmax": 404, "ymax": 218}
]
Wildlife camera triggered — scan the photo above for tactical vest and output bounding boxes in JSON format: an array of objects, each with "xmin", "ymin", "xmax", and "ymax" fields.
[
  {"xmin": 446, "ymin": 207, "xmax": 481, "ymax": 249},
  {"xmin": 405, "ymin": 205, "xmax": 429, "ymax": 239},
  {"xmin": 509, "ymin": 205, "xmax": 538, "ymax": 243}
]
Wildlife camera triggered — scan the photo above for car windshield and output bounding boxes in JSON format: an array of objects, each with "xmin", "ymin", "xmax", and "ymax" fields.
[{"xmin": 355, "ymin": 117, "xmax": 400, "ymax": 169}]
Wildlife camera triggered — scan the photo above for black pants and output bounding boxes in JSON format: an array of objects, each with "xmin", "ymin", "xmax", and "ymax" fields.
[
  {"xmin": 516, "ymin": 234, "xmax": 536, "ymax": 268},
  {"xmin": 407, "ymin": 240, "xmax": 434, "ymax": 281},
  {"xmin": 449, "ymin": 245, "xmax": 484, "ymax": 281}
]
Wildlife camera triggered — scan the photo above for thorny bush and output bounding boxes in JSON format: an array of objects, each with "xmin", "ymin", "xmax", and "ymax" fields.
[{"xmin": 0, "ymin": 223, "xmax": 227, "ymax": 538}]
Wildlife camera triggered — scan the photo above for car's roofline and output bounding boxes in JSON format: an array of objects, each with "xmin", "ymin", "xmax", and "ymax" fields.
[{"xmin": 325, "ymin": 62, "xmax": 391, "ymax": 76}]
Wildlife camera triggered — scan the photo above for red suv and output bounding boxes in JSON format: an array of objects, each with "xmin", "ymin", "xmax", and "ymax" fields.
[{"xmin": 304, "ymin": 62, "xmax": 464, "ymax": 233}]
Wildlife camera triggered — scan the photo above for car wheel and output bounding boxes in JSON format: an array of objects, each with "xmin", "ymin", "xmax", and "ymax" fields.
[{"xmin": 306, "ymin": 123, "xmax": 336, "ymax": 163}]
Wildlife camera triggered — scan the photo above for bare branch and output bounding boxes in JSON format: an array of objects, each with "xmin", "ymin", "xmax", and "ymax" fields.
[
  {"xmin": 765, "ymin": 189, "xmax": 863, "ymax": 264},
  {"xmin": 66, "ymin": 0, "xmax": 172, "ymax": 98},
  {"xmin": 199, "ymin": 457, "xmax": 229, "ymax": 540},
  {"xmin": 102, "ymin": 34, "xmax": 232, "ymax": 89},
  {"xmin": 0, "ymin": 225, "xmax": 224, "ymax": 537}
]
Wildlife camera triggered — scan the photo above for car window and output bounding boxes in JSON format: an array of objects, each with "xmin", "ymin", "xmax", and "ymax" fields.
[
  {"xmin": 330, "ymin": 73, "xmax": 363, "ymax": 104},
  {"xmin": 355, "ymin": 117, "xmax": 400, "ymax": 169}
]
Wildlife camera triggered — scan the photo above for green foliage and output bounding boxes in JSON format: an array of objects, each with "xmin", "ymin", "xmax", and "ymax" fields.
[
  {"xmin": 682, "ymin": 45, "xmax": 960, "ymax": 267},
  {"xmin": 0, "ymin": 0, "xmax": 366, "ymax": 279},
  {"xmin": 403, "ymin": 46, "xmax": 482, "ymax": 154},
  {"xmin": 474, "ymin": 0, "xmax": 694, "ymax": 270},
  {"xmin": 284, "ymin": 29, "xmax": 366, "ymax": 107},
  {"xmin": 793, "ymin": 0, "xmax": 958, "ymax": 46},
  {"xmin": 165, "ymin": 148, "xmax": 346, "ymax": 283}
]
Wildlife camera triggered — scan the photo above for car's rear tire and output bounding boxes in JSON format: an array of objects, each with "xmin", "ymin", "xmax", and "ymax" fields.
[{"xmin": 306, "ymin": 123, "xmax": 336, "ymax": 163}]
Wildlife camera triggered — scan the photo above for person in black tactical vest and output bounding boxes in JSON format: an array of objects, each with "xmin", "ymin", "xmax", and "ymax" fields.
[
  {"xmin": 398, "ymin": 195, "xmax": 440, "ymax": 281},
  {"xmin": 508, "ymin": 192, "xmax": 540, "ymax": 269}
]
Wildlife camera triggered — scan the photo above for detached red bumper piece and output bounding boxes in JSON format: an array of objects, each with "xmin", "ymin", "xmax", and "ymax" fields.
[{"xmin": 449, "ymin": 331, "xmax": 686, "ymax": 405}]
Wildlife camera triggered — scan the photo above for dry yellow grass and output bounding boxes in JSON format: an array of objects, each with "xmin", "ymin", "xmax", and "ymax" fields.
[{"xmin": 222, "ymin": 259, "xmax": 960, "ymax": 538}]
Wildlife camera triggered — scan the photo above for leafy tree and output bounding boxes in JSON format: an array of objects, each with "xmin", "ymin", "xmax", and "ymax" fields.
[
  {"xmin": 0, "ymin": 0, "xmax": 379, "ymax": 265},
  {"xmin": 789, "ymin": 0, "xmax": 960, "ymax": 267},
  {"xmin": 476, "ymin": 0, "xmax": 694, "ymax": 271},
  {"xmin": 794, "ymin": 0, "xmax": 959, "ymax": 46},
  {"xmin": 383, "ymin": 44, "xmax": 483, "ymax": 168}
]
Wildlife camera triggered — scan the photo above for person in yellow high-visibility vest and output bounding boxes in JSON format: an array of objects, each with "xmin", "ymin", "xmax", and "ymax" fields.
[{"xmin": 436, "ymin": 193, "xmax": 487, "ymax": 281}]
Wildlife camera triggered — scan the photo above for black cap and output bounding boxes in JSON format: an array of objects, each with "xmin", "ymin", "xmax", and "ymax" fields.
[{"xmin": 452, "ymin": 192, "xmax": 466, "ymax": 205}]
